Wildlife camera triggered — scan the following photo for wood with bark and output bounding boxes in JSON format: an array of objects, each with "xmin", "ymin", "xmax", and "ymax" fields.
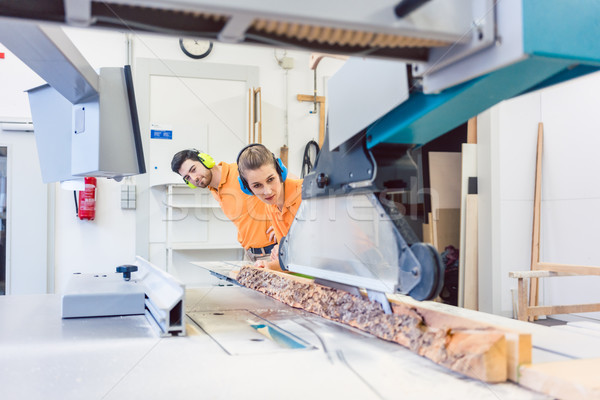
[{"xmin": 235, "ymin": 265, "xmax": 508, "ymax": 383}]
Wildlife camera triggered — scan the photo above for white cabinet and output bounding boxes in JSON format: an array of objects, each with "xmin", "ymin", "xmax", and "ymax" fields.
[{"xmin": 165, "ymin": 184, "xmax": 242, "ymax": 271}]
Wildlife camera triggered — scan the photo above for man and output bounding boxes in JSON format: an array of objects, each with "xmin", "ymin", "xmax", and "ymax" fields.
[{"xmin": 171, "ymin": 149, "xmax": 275, "ymax": 261}]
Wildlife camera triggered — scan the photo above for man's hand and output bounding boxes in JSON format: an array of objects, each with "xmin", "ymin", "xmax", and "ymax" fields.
[{"xmin": 266, "ymin": 226, "xmax": 276, "ymax": 242}]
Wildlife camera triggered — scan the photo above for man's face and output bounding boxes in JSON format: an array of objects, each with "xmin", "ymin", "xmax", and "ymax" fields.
[{"xmin": 179, "ymin": 159, "xmax": 212, "ymax": 189}]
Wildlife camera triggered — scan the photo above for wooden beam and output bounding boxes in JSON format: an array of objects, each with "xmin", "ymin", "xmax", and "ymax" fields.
[
  {"xmin": 297, "ymin": 94, "xmax": 325, "ymax": 103},
  {"xmin": 467, "ymin": 116, "xmax": 477, "ymax": 144},
  {"xmin": 527, "ymin": 303, "xmax": 600, "ymax": 317},
  {"xmin": 463, "ymin": 194, "xmax": 479, "ymax": 310},
  {"xmin": 510, "ymin": 270, "xmax": 600, "ymax": 321},
  {"xmin": 529, "ymin": 123, "xmax": 544, "ymax": 315},
  {"xmin": 235, "ymin": 265, "xmax": 509, "ymax": 383},
  {"xmin": 297, "ymin": 94, "xmax": 326, "ymax": 147},
  {"xmin": 388, "ymin": 294, "xmax": 530, "ymax": 383},
  {"xmin": 519, "ymin": 358, "xmax": 600, "ymax": 399},
  {"xmin": 535, "ymin": 262, "xmax": 600, "ymax": 275}
]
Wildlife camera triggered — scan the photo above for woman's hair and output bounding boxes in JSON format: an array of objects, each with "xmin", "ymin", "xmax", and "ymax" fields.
[
  {"xmin": 237, "ymin": 144, "xmax": 280, "ymax": 179},
  {"xmin": 171, "ymin": 149, "xmax": 200, "ymax": 173}
]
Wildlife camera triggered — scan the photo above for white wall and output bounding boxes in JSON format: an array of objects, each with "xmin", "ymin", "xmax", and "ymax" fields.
[
  {"xmin": 479, "ymin": 72, "xmax": 600, "ymax": 319},
  {"xmin": 0, "ymin": 41, "xmax": 47, "ymax": 294},
  {"xmin": 1, "ymin": 26, "xmax": 344, "ymax": 293},
  {"xmin": 130, "ymin": 34, "xmax": 343, "ymax": 176}
]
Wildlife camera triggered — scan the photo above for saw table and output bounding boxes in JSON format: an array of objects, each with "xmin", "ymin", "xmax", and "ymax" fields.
[{"xmin": 1, "ymin": 261, "xmax": 598, "ymax": 399}]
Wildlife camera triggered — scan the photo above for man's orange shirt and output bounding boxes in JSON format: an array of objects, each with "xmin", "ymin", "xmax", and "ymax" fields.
[
  {"xmin": 208, "ymin": 162, "xmax": 274, "ymax": 249},
  {"xmin": 266, "ymin": 178, "xmax": 303, "ymax": 242}
]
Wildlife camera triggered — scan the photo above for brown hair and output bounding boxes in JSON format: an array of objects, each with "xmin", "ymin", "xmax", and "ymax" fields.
[{"xmin": 237, "ymin": 144, "xmax": 280, "ymax": 179}]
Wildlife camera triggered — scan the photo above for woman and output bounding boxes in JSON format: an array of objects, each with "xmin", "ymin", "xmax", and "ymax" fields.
[{"xmin": 237, "ymin": 144, "xmax": 302, "ymax": 271}]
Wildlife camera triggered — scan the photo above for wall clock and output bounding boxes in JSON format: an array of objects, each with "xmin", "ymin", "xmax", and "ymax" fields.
[{"xmin": 179, "ymin": 38, "xmax": 213, "ymax": 59}]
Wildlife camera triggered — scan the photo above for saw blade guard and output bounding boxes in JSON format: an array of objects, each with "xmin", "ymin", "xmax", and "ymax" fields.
[{"xmin": 280, "ymin": 193, "xmax": 443, "ymax": 300}]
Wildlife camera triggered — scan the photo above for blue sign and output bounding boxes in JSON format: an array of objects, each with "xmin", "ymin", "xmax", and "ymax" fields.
[{"xmin": 151, "ymin": 129, "xmax": 173, "ymax": 139}]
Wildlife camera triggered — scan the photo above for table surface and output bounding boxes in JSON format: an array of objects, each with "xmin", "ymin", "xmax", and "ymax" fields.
[{"xmin": 2, "ymin": 260, "xmax": 596, "ymax": 400}]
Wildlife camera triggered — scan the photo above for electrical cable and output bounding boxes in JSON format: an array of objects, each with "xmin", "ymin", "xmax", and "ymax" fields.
[
  {"xmin": 73, "ymin": 191, "xmax": 79, "ymax": 217},
  {"xmin": 301, "ymin": 140, "xmax": 320, "ymax": 178}
]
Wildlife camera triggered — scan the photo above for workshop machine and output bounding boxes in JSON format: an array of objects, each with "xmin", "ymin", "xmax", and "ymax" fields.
[
  {"xmin": 62, "ymin": 256, "xmax": 186, "ymax": 336},
  {"xmin": 2, "ymin": 0, "xmax": 600, "ymax": 310}
]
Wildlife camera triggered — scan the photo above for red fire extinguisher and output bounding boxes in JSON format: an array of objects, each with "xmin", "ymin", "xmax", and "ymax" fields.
[{"xmin": 78, "ymin": 177, "xmax": 96, "ymax": 220}]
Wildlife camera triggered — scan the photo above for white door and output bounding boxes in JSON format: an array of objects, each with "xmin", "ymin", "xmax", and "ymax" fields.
[{"xmin": 135, "ymin": 59, "xmax": 258, "ymax": 285}]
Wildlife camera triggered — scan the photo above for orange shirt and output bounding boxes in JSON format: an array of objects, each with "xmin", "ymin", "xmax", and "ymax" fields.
[
  {"xmin": 208, "ymin": 162, "xmax": 274, "ymax": 249},
  {"xmin": 266, "ymin": 178, "xmax": 303, "ymax": 242}
]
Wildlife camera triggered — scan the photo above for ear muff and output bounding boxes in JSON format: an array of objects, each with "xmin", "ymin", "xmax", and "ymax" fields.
[
  {"xmin": 184, "ymin": 178, "xmax": 197, "ymax": 189},
  {"xmin": 236, "ymin": 143, "xmax": 288, "ymax": 196},
  {"xmin": 276, "ymin": 158, "xmax": 288, "ymax": 181},
  {"xmin": 198, "ymin": 152, "xmax": 215, "ymax": 169},
  {"xmin": 237, "ymin": 176, "xmax": 254, "ymax": 195},
  {"xmin": 183, "ymin": 151, "xmax": 214, "ymax": 189}
]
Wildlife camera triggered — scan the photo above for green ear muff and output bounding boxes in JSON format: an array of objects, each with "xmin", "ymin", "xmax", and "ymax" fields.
[
  {"xmin": 184, "ymin": 178, "xmax": 197, "ymax": 189},
  {"xmin": 182, "ymin": 151, "xmax": 214, "ymax": 189},
  {"xmin": 198, "ymin": 152, "xmax": 215, "ymax": 169}
]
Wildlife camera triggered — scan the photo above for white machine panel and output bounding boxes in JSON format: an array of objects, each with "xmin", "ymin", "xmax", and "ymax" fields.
[
  {"xmin": 62, "ymin": 272, "xmax": 145, "ymax": 318},
  {"xmin": 327, "ymin": 57, "xmax": 409, "ymax": 151}
]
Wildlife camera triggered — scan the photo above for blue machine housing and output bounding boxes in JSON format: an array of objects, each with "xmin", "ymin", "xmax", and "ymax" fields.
[{"xmin": 366, "ymin": 0, "xmax": 600, "ymax": 148}]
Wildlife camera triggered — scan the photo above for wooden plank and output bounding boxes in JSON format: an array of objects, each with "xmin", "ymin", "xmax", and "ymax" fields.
[
  {"xmin": 510, "ymin": 270, "xmax": 568, "ymax": 279},
  {"xmin": 425, "ymin": 212, "xmax": 434, "ymax": 245},
  {"xmin": 528, "ymin": 303, "xmax": 600, "ymax": 317},
  {"xmin": 467, "ymin": 116, "xmax": 477, "ymax": 144},
  {"xmin": 318, "ymin": 102, "xmax": 325, "ymax": 147},
  {"xmin": 297, "ymin": 94, "xmax": 325, "ymax": 103},
  {"xmin": 519, "ymin": 358, "xmax": 600, "ymax": 400},
  {"xmin": 463, "ymin": 194, "xmax": 478, "ymax": 310},
  {"xmin": 279, "ymin": 144, "xmax": 288, "ymax": 167},
  {"xmin": 517, "ymin": 277, "xmax": 528, "ymax": 321},
  {"xmin": 388, "ymin": 294, "xmax": 530, "ymax": 383},
  {"xmin": 535, "ymin": 262, "xmax": 600, "ymax": 275},
  {"xmin": 423, "ymin": 221, "xmax": 432, "ymax": 244},
  {"xmin": 297, "ymin": 94, "xmax": 326, "ymax": 147},
  {"xmin": 529, "ymin": 123, "xmax": 544, "ymax": 312},
  {"xmin": 435, "ymin": 208, "xmax": 460, "ymax": 253},
  {"xmin": 458, "ymin": 143, "xmax": 477, "ymax": 308},
  {"xmin": 429, "ymin": 152, "xmax": 462, "ymax": 212},
  {"xmin": 235, "ymin": 266, "xmax": 508, "ymax": 383}
]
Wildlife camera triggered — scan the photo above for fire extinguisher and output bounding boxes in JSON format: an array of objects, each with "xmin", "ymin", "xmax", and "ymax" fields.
[{"xmin": 78, "ymin": 177, "xmax": 96, "ymax": 220}]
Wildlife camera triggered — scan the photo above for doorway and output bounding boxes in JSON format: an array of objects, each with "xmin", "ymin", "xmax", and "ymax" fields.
[{"xmin": 0, "ymin": 146, "xmax": 7, "ymax": 295}]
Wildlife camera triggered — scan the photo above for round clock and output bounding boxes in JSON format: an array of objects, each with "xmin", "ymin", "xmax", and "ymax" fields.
[{"xmin": 179, "ymin": 38, "xmax": 213, "ymax": 59}]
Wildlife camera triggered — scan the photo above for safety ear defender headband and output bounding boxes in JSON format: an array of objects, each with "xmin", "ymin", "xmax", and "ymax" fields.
[
  {"xmin": 183, "ymin": 150, "xmax": 215, "ymax": 189},
  {"xmin": 236, "ymin": 143, "xmax": 288, "ymax": 196}
]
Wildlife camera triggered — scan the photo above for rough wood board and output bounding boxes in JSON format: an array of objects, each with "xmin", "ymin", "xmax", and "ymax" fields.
[
  {"xmin": 458, "ymin": 143, "xmax": 477, "ymax": 308},
  {"xmin": 388, "ymin": 294, "xmax": 531, "ymax": 383},
  {"xmin": 463, "ymin": 194, "xmax": 479, "ymax": 310},
  {"xmin": 434, "ymin": 208, "xmax": 460, "ymax": 253},
  {"xmin": 429, "ymin": 152, "xmax": 461, "ymax": 212},
  {"xmin": 467, "ymin": 116, "xmax": 478, "ymax": 144},
  {"xmin": 235, "ymin": 266, "xmax": 508, "ymax": 383},
  {"xmin": 529, "ymin": 123, "xmax": 544, "ymax": 312},
  {"xmin": 519, "ymin": 358, "xmax": 600, "ymax": 400}
]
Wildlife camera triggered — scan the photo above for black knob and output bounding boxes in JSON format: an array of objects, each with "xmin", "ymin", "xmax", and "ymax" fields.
[
  {"xmin": 316, "ymin": 173, "xmax": 329, "ymax": 189},
  {"xmin": 394, "ymin": 0, "xmax": 431, "ymax": 18},
  {"xmin": 116, "ymin": 265, "xmax": 138, "ymax": 281}
]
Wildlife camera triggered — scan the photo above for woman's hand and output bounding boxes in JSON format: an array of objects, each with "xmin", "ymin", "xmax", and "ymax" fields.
[{"xmin": 270, "ymin": 244, "xmax": 279, "ymax": 262}]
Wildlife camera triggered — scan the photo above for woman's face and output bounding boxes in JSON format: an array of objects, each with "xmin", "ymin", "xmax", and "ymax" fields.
[{"xmin": 244, "ymin": 164, "xmax": 283, "ymax": 206}]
